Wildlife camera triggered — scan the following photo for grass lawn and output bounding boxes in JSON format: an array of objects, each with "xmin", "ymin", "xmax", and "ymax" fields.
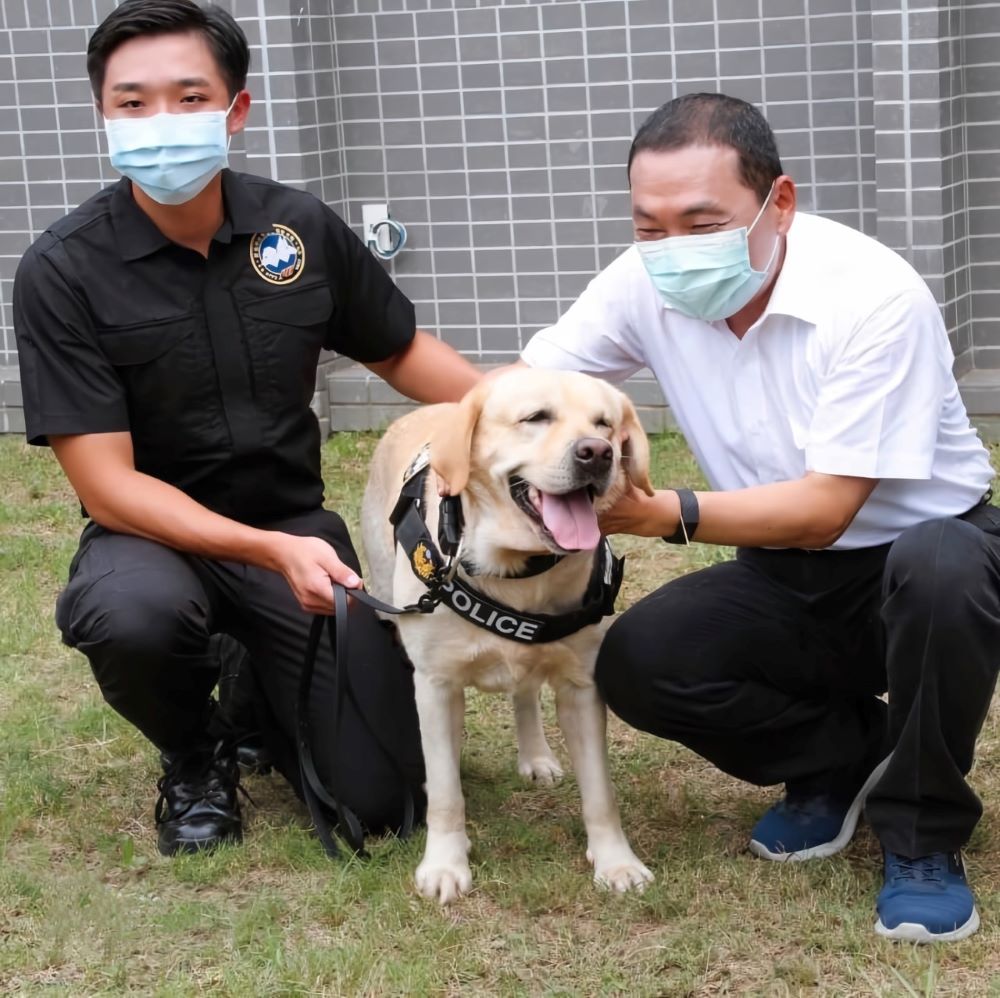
[{"xmin": 3, "ymin": 431, "xmax": 1000, "ymax": 996}]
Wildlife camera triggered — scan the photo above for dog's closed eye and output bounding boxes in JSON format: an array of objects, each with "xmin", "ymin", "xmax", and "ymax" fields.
[{"xmin": 520, "ymin": 409, "xmax": 552, "ymax": 425}]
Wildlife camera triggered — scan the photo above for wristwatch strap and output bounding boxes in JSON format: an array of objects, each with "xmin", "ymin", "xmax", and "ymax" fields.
[{"xmin": 662, "ymin": 487, "xmax": 700, "ymax": 545}]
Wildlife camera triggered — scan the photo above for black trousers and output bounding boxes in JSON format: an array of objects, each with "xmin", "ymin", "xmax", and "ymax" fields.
[
  {"xmin": 595, "ymin": 508, "xmax": 1000, "ymax": 858},
  {"xmin": 56, "ymin": 508, "xmax": 425, "ymax": 833}
]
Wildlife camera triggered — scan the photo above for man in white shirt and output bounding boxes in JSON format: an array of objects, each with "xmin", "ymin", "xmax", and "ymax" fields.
[{"xmin": 520, "ymin": 92, "xmax": 998, "ymax": 943}]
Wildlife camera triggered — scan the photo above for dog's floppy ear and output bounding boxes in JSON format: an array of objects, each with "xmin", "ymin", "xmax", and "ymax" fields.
[
  {"xmin": 430, "ymin": 380, "xmax": 489, "ymax": 495},
  {"xmin": 620, "ymin": 397, "xmax": 654, "ymax": 496}
]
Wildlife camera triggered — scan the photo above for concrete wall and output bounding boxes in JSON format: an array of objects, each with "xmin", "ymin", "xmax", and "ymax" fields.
[{"xmin": 1, "ymin": 0, "xmax": 997, "ymax": 434}]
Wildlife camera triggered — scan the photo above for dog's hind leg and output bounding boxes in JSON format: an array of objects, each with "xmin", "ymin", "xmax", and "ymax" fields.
[
  {"xmin": 553, "ymin": 679, "xmax": 654, "ymax": 893},
  {"xmin": 511, "ymin": 688, "xmax": 564, "ymax": 785},
  {"xmin": 413, "ymin": 671, "xmax": 472, "ymax": 904}
]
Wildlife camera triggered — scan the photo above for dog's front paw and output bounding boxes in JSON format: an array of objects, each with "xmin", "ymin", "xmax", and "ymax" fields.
[
  {"xmin": 415, "ymin": 859, "xmax": 473, "ymax": 905},
  {"xmin": 589, "ymin": 847, "xmax": 655, "ymax": 894},
  {"xmin": 517, "ymin": 753, "xmax": 564, "ymax": 786},
  {"xmin": 415, "ymin": 832, "xmax": 472, "ymax": 905}
]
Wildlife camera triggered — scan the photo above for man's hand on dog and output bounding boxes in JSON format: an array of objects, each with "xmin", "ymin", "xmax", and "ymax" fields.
[
  {"xmin": 274, "ymin": 534, "xmax": 362, "ymax": 614},
  {"xmin": 598, "ymin": 485, "xmax": 681, "ymax": 538}
]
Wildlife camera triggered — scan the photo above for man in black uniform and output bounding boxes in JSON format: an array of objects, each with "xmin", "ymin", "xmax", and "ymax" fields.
[{"xmin": 13, "ymin": 0, "xmax": 481, "ymax": 855}]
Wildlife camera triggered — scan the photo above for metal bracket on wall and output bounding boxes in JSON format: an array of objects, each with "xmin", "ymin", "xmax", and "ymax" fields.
[{"xmin": 362, "ymin": 202, "xmax": 407, "ymax": 260}]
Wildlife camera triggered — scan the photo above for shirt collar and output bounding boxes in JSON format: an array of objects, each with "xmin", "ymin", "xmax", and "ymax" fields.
[
  {"xmin": 758, "ymin": 212, "xmax": 822, "ymax": 325},
  {"xmin": 110, "ymin": 170, "xmax": 272, "ymax": 262},
  {"xmin": 110, "ymin": 178, "xmax": 170, "ymax": 262},
  {"xmin": 218, "ymin": 169, "xmax": 273, "ymax": 239}
]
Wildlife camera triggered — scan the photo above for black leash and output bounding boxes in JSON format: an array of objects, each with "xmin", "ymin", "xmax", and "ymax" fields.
[{"xmin": 297, "ymin": 582, "xmax": 428, "ymax": 859}]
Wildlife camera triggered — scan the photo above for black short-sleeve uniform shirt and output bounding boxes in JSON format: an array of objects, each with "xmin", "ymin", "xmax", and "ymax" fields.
[{"xmin": 14, "ymin": 171, "xmax": 415, "ymax": 523}]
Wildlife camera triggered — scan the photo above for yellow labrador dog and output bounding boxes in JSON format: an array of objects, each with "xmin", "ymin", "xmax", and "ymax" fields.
[{"xmin": 361, "ymin": 368, "xmax": 655, "ymax": 904}]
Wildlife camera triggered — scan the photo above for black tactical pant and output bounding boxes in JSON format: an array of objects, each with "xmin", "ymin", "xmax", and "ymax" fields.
[
  {"xmin": 56, "ymin": 508, "xmax": 424, "ymax": 833},
  {"xmin": 596, "ymin": 506, "xmax": 1000, "ymax": 858}
]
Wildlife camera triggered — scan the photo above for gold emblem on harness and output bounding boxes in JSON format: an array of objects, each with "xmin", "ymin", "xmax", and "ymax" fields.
[{"xmin": 412, "ymin": 542, "xmax": 435, "ymax": 581}]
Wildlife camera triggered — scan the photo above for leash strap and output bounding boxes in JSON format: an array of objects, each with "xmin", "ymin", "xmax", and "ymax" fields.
[{"xmin": 297, "ymin": 582, "xmax": 420, "ymax": 859}]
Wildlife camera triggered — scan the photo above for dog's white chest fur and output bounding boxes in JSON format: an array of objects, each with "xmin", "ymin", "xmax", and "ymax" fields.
[{"xmin": 398, "ymin": 611, "xmax": 600, "ymax": 693}]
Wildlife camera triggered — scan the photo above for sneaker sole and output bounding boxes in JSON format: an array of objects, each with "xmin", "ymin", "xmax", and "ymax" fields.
[
  {"xmin": 749, "ymin": 754, "xmax": 892, "ymax": 863},
  {"xmin": 874, "ymin": 907, "xmax": 980, "ymax": 943}
]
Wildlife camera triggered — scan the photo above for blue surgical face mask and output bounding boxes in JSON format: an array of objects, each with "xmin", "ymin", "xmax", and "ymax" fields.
[
  {"xmin": 635, "ymin": 184, "xmax": 779, "ymax": 322},
  {"xmin": 104, "ymin": 95, "xmax": 238, "ymax": 206}
]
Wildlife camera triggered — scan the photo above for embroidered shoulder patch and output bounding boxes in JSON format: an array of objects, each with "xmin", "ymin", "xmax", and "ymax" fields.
[{"xmin": 250, "ymin": 224, "xmax": 305, "ymax": 284}]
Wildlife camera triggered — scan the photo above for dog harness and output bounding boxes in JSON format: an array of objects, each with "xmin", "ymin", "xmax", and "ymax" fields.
[{"xmin": 388, "ymin": 448, "xmax": 624, "ymax": 644}]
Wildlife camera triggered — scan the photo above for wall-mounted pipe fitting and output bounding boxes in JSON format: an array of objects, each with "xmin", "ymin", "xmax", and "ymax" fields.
[{"xmin": 362, "ymin": 202, "xmax": 407, "ymax": 260}]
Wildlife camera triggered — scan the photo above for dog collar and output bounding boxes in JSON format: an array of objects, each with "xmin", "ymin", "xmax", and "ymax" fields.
[
  {"xmin": 388, "ymin": 453, "xmax": 624, "ymax": 644},
  {"xmin": 459, "ymin": 552, "xmax": 564, "ymax": 579}
]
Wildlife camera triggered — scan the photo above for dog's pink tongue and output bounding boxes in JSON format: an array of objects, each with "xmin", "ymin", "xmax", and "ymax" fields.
[{"xmin": 539, "ymin": 488, "xmax": 601, "ymax": 551}]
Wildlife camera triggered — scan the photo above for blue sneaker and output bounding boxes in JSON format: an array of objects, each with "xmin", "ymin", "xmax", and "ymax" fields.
[
  {"xmin": 749, "ymin": 756, "xmax": 890, "ymax": 862},
  {"xmin": 875, "ymin": 851, "xmax": 979, "ymax": 943}
]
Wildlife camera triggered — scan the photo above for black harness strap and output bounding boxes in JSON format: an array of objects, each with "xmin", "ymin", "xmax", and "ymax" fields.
[
  {"xmin": 297, "ymin": 583, "xmax": 424, "ymax": 859},
  {"xmin": 433, "ymin": 550, "xmax": 622, "ymax": 644},
  {"xmin": 390, "ymin": 462, "xmax": 624, "ymax": 644}
]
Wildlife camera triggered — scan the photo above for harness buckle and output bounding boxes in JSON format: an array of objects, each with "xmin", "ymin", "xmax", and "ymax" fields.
[
  {"xmin": 415, "ymin": 590, "xmax": 442, "ymax": 614},
  {"xmin": 442, "ymin": 535, "xmax": 464, "ymax": 583}
]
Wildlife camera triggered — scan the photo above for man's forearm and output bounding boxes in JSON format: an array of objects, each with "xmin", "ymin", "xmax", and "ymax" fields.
[
  {"xmin": 84, "ymin": 467, "xmax": 286, "ymax": 569},
  {"xmin": 50, "ymin": 433, "xmax": 287, "ymax": 571},
  {"xmin": 691, "ymin": 479, "xmax": 869, "ymax": 548},
  {"xmin": 51, "ymin": 431, "xmax": 363, "ymax": 613},
  {"xmin": 367, "ymin": 329, "xmax": 482, "ymax": 403},
  {"xmin": 602, "ymin": 474, "xmax": 877, "ymax": 550}
]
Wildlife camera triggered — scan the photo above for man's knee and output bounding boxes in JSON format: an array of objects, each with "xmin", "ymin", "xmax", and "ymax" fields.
[
  {"xmin": 345, "ymin": 775, "xmax": 420, "ymax": 834},
  {"xmin": 884, "ymin": 517, "xmax": 989, "ymax": 613},
  {"xmin": 595, "ymin": 603, "xmax": 698, "ymax": 730},
  {"xmin": 64, "ymin": 567, "xmax": 210, "ymax": 659},
  {"xmin": 295, "ymin": 741, "xmax": 420, "ymax": 835},
  {"xmin": 595, "ymin": 613, "xmax": 642, "ymax": 714}
]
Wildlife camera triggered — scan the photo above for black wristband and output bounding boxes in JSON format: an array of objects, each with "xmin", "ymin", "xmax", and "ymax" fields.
[{"xmin": 662, "ymin": 488, "xmax": 700, "ymax": 544}]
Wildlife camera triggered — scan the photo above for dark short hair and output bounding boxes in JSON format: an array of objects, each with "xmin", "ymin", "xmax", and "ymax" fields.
[
  {"xmin": 87, "ymin": 0, "xmax": 250, "ymax": 102},
  {"xmin": 628, "ymin": 93, "xmax": 783, "ymax": 201}
]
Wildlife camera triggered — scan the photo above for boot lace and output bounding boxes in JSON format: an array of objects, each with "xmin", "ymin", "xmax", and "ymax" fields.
[{"xmin": 155, "ymin": 741, "xmax": 253, "ymax": 826}]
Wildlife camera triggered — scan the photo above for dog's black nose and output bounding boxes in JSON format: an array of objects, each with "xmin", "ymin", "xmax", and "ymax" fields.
[{"xmin": 574, "ymin": 437, "xmax": 613, "ymax": 472}]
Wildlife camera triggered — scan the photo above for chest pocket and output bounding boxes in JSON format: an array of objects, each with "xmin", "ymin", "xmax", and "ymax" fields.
[
  {"xmin": 97, "ymin": 314, "xmax": 194, "ymax": 366},
  {"xmin": 95, "ymin": 313, "xmax": 222, "ymax": 460},
  {"xmin": 238, "ymin": 282, "xmax": 335, "ymax": 410},
  {"xmin": 240, "ymin": 281, "xmax": 333, "ymax": 327}
]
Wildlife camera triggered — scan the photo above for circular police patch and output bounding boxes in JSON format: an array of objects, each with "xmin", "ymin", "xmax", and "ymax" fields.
[{"xmin": 250, "ymin": 224, "xmax": 305, "ymax": 284}]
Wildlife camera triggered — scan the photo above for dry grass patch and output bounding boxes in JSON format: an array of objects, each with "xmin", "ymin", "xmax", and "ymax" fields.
[{"xmin": 3, "ymin": 434, "xmax": 1000, "ymax": 995}]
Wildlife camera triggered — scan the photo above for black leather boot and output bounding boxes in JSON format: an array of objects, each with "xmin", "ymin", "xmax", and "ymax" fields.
[
  {"xmin": 235, "ymin": 740, "xmax": 273, "ymax": 775},
  {"xmin": 155, "ymin": 744, "xmax": 244, "ymax": 856}
]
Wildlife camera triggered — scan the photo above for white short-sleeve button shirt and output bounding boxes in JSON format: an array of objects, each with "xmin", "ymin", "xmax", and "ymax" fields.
[{"xmin": 521, "ymin": 212, "xmax": 993, "ymax": 549}]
